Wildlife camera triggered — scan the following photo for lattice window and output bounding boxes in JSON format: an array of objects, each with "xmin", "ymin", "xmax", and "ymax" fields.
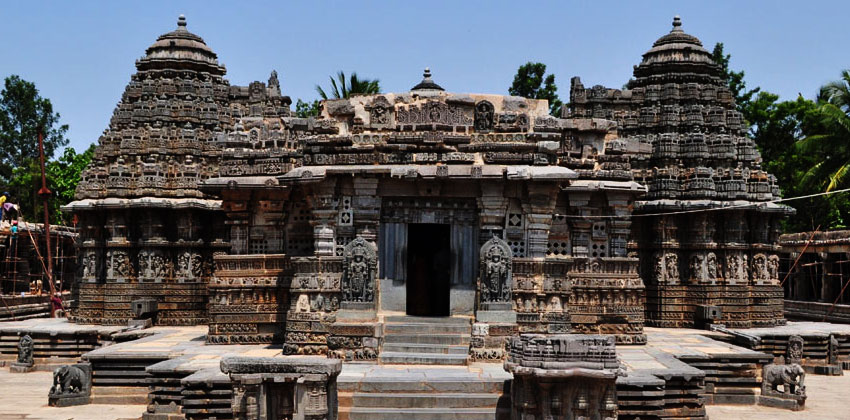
[
  {"xmin": 508, "ymin": 240, "xmax": 526, "ymax": 258},
  {"xmin": 231, "ymin": 226, "xmax": 248, "ymax": 255},
  {"xmin": 547, "ymin": 240, "xmax": 570, "ymax": 257},
  {"xmin": 335, "ymin": 236, "xmax": 353, "ymax": 257}
]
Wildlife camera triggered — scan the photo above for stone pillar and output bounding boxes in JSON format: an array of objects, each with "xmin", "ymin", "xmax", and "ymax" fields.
[
  {"xmin": 308, "ymin": 180, "xmax": 338, "ymax": 257},
  {"xmin": 522, "ymin": 183, "xmax": 558, "ymax": 259},
  {"xmin": 352, "ymin": 177, "xmax": 380, "ymax": 243},
  {"xmin": 477, "ymin": 182, "xmax": 508, "ymax": 242}
]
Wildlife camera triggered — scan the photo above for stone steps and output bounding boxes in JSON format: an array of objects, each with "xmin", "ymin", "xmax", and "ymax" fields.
[
  {"xmin": 385, "ymin": 323, "xmax": 472, "ymax": 335},
  {"xmin": 346, "ymin": 407, "xmax": 499, "ymax": 420},
  {"xmin": 383, "ymin": 334, "xmax": 471, "ymax": 346},
  {"xmin": 340, "ymin": 378, "xmax": 507, "ymax": 394},
  {"xmin": 384, "ymin": 316, "xmax": 471, "ymax": 325},
  {"xmin": 352, "ymin": 392, "xmax": 500, "ymax": 408},
  {"xmin": 379, "ymin": 351, "xmax": 468, "ymax": 366},
  {"xmin": 380, "ymin": 316, "xmax": 472, "ymax": 366},
  {"xmin": 382, "ymin": 343, "xmax": 469, "ymax": 355}
]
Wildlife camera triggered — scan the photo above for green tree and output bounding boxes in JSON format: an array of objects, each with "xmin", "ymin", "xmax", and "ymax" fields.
[
  {"xmin": 0, "ymin": 75, "xmax": 69, "ymax": 182},
  {"xmin": 315, "ymin": 71, "xmax": 380, "ymax": 100},
  {"xmin": 8, "ymin": 145, "xmax": 94, "ymax": 224},
  {"xmin": 711, "ymin": 43, "xmax": 761, "ymax": 122},
  {"xmin": 295, "ymin": 99, "xmax": 320, "ymax": 118},
  {"xmin": 798, "ymin": 71, "xmax": 850, "ymax": 193},
  {"xmin": 508, "ymin": 62, "xmax": 562, "ymax": 117}
]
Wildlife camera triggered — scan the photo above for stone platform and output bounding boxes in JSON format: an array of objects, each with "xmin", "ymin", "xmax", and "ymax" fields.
[
  {"xmin": 0, "ymin": 318, "xmax": 127, "ymax": 371},
  {"xmin": 2, "ymin": 318, "xmax": 850, "ymax": 419}
]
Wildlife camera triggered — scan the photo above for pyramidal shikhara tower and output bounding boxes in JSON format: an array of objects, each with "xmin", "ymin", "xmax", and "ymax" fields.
[{"xmin": 570, "ymin": 16, "xmax": 792, "ymax": 328}]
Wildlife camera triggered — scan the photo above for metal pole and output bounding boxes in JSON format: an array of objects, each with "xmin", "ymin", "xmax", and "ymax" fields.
[{"xmin": 36, "ymin": 130, "xmax": 57, "ymax": 314}]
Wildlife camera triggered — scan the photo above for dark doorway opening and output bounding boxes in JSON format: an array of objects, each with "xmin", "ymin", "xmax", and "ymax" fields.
[{"xmin": 406, "ymin": 223, "xmax": 451, "ymax": 316}]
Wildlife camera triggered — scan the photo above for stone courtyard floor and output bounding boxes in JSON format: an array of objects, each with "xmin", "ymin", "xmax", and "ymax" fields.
[
  {"xmin": 1, "ymin": 366, "xmax": 848, "ymax": 419},
  {"xmin": 2, "ymin": 320, "xmax": 850, "ymax": 419}
]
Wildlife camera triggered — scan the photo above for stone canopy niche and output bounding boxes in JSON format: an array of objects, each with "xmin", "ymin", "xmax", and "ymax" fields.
[
  {"xmin": 505, "ymin": 334, "xmax": 622, "ymax": 420},
  {"xmin": 221, "ymin": 356, "xmax": 342, "ymax": 420}
]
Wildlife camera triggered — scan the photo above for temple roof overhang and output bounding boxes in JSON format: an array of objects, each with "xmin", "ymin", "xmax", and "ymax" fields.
[
  {"xmin": 276, "ymin": 164, "xmax": 578, "ymax": 184},
  {"xmin": 62, "ymin": 197, "xmax": 222, "ymax": 212},
  {"xmin": 563, "ymin": 180, "xmax": 647, "ymax": 193}
]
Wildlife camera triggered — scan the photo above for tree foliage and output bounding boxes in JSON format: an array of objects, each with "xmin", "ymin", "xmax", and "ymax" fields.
[
  {"xmin": 315, "ymin": 71, "xmax": 380, "ymax": 100},
  {"xmin": 295, "ymin": 99, "xmax": 320, "ymax": 118},
  {"xmin": 711, "ymin": 43, "xmax": 760, "ymax": 122},
  {"xmin": 0, "ymin": 75, "xmax": 68, "ymax": 183},
  {"xmin": 508, "ymin": 62, "xmax": 562, "ymax": 117},
  {"xmin": 8, "ymin": 145, "xmax": 94, "ymax": 225},
  {"xmin": 710, "ymin": 45, "xmax": 850, "ymax": 230}
]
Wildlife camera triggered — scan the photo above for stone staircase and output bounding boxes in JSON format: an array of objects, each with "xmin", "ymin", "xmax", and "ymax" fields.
[
  {"xmin": 338, "ymin": 364, "xmax": 511, "ymax": 420},
  {"xmin": 379, "ymin": 315, "xmax": 471, "ymax": 366}
]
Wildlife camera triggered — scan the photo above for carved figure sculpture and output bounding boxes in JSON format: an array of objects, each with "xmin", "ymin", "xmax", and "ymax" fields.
[
  {"xmin": 763, "ymin": 363, "xmax": 806, "ymax": 396},
  {"xmin": 767, "ymin": 254, "xmax": 780, "ymax": 281},
  {"xmin": 49, "ymin": 365, "xmax": 86, "ymax": 396},
  {"xmin": 480, "ymin": 236, "xmax": 512, "ymax": 302},
  {"xmin": 17, "ymin": 334, "xmax": 33, "ymax": 366},
  {"xmin": 689, "ymin": 254, "xmax": 704, "ymax": 282},
  {"xmin": 706, "ymin": 252, "xmax": 718, "ymax": 279},
  {"xmin": 342, "ymin": 236, "xmax": 377, "ymax": 303},
  {"xmin": 786, "ymin": 335, "xmax": 804, "ymax": 365},
  {"xmin": 665, "ymin": 253, "xmax": 678, "ymax": 282},
  {"xmin": 474, "ymin": 100, "xmax": 495, "ymax": 131},
  {"xmin": 753, "ymin": 253, "xmax": 767, "ymax": 281},
  {"xmin": 828, "ymin": 334, "xmax": 839, "ymax": 364}
]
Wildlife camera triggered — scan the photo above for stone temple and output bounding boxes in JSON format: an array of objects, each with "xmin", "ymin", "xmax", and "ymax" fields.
[
  {"xmin": 20, "ymin": 15, "xmax": 844, "ymax": 419},
  {"xmin": 66, "ymin": 15, "xmax": 789, "ymax": 351}
]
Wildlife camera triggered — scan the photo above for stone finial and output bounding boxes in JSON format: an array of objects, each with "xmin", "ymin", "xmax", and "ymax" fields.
[
  {"xmin": 177, "ymin": 14, "xmax": 187, "ymax": 29},
  {"xmin": 671, "ymin": 15, "xmax": 682, "ymax": 32},
  {"xmin": 411, "ymin": 66, "xmax": 445, "ymax": 91}
]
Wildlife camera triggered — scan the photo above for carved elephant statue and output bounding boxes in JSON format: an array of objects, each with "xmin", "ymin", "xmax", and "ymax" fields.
[
  {"xmin": 49, "ymin": 365, "xmax": 86, "ymax": 396},
  {"xmin": 763, "ymin": 363, "xmax": 805, "ymax": 395}
]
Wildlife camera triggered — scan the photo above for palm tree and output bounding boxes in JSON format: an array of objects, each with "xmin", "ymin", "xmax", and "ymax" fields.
[
  {"xmin": 798, "ymin": 70, "xmax": 850, "ymax": 192},
  {"xmin": 315, "ymin": 71, "xmax": 380, "ymax": 100}
]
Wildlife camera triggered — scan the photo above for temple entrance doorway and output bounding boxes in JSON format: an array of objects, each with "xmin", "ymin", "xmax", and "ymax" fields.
[{"xmin": 406, "ymin": 223, "xmax": 451, "ymax": 316}]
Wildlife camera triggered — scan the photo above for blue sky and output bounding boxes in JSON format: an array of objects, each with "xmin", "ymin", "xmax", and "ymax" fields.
[{"xmin": 1, "ymin": 1, "xmax": 847, "ymax": 153}]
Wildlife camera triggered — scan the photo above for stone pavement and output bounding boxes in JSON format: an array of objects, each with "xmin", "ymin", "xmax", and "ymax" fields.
[
  {"xmin": 705, "ymin": 372, "xmax": 850, "ymax": 419},
  {"xmin": 0, "ymin": 369, "xmax": 143, "ymax": 420}
]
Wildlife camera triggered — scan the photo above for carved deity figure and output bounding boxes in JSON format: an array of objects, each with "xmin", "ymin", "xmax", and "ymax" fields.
[
  {"xmin": 786, "ymin": 335, "xmax": 804, "ymax": 365},
  {"xmin": 726, "ymin": 254, "xmax": 741, "ymax": 282},
  {"xmin": 17, "ymin": 335, "xmax": 33, "ymax": 366},
  {"xmin": 767, "ymin": 254, "xmax": 780, "ymax": 281},
  {"xmin": 343, "ymin": 236, "xmax": 377, "ymax": 303},
  {"xmin": 753, "ymin": 254, "xmax": 768, "ymax": 281},
  {"xmin": 480, "ymin": 236, "xmax": 512, "ymax": 303},
  {"xmin": 368, "ymin": 96, "xmax": 392, "ymax": 126},
  {"xmin": 706, "ymin": 252, "xmax": 718, "ymax": 279},
  {"xmin": 689, "ymin": 254, "xmax": 704, "ymax": 282},
  {"xmin": 665, "ymin": 253, "xmax": 679, "ymax": 282},
  {"xmin": 829, "ymin": 335, "xmax": 839, "ymax": 364},
  {"xmin": 474, "ymin": 100, "xmax": 495, "ymax": 131}
]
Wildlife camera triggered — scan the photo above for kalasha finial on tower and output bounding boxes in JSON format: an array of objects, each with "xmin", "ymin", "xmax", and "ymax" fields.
[
  {"xmin": 672, "ymin": 15, "xmax": 682, "ymax": 32},
  {"xmin": 178, "ymin": 14, "xmax": 187, "ymax": 29},
  {"xmin": 423, "ymin": 67, "xmax": 432, "ymax": 79}
]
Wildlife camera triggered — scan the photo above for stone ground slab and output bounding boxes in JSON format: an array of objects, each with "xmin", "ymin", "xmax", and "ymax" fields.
[
  {"xmin": 0, "ymin": 369, "xmax": 143, "ymax": 419},
  {"xmin": 732, "ymin": 321, "xmax": 850, "ymax": 338}
]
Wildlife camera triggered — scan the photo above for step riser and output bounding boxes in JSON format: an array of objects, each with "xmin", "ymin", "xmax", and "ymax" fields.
[
  {"xmin": 385, "ymin": 324, "xmax": 471, "ymax": 335},
  {"xmin": 339, "ymin": 381, "xmax": 508, "ymax": 394},
  {"xmin": 384, "ymin": 316, "xmax": 471, "ymax": 325},
  {"xmin": 379, "ymin": 355, "xmax": 467, "ymax": 366},
  {"xmin": 348, "ymin": 410, "xmax": 498, "ymax": 420},
  {"xmin": 382, "ymin": 344, "xmax": 468, "ymax": 355},
  {"xmin": 353, "ymin": 394, "xmax": 499, "ymax": 409},
  {"xmin": 384, "ymin": 335, "xmax": 470, "ymax": 345}
]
